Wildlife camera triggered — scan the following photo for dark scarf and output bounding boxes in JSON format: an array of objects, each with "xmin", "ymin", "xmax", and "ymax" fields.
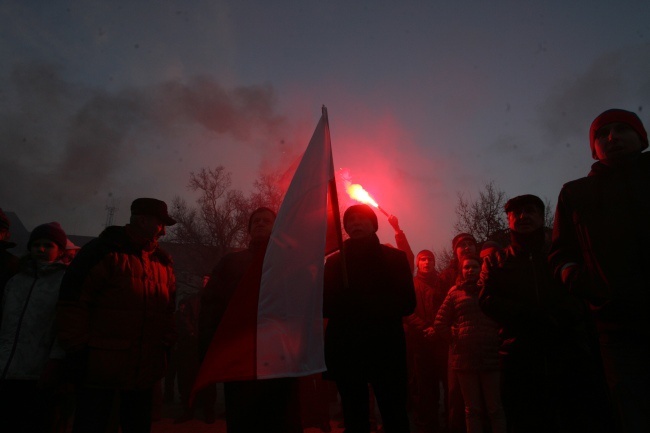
[
  {"xmin": 343, "ymin": 233, "xmax": 381, "ymax": 257},
  {"xmin": 125, "ymin": 224, "xmax": 159, "ymax": 253},
  {"xmin": 510, "ymin": 226, "xmax": 546, "ymax": 255},
  {"xmin": 248, "ymin": 235, "xmax": 271, "ymax": 252},
  {"xmin": 457, "ymin": 278, "xmax": 480, "ymax": 294},
  {"xmin": 415, "ymin": 270, "xmax": 439, "ymax": 288},
  {"xmin": 589, "ymin": 151, "xmax": 644, "ymax": 176}
]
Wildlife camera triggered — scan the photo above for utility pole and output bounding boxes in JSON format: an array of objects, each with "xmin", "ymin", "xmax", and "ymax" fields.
[{"xmin": 105, "ymin": 195, "xmax": 118, "ymax": 228}]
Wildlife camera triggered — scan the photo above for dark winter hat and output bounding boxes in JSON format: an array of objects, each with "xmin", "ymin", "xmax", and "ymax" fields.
[
  {"xmin": 504, "ymin": 194, "xmax": 545, "ymax": 215},
  {"xmin": 589, "ymin": 109, "xmax": 648, "ymax": 159},
  {"xmin": 451, "ymin": 233, "xmax": 477, "ymax": 253},
  {"xmin": 0, "ymin": 208, "xmax": 9, "ymax": 230},
  {"xmin": 458, "ymin": 252, "xmax": 481, "ymax": 265},
  {"xmin": 480, "ymin": 240, "xmax": 501, "ymax": 259},
  {"xmin": 248, "ymin": 207, "xmax": 277, "ymax": 232},
  {"xmin": 416, "ymin": 249, "xmax": 436, "ymax": 267},
  {"xmin": 131, "ymin": 198, "xmax": 177, "ymax": 226},
  {"xmin": 343, "ymin": 204, "xmax": 378, "ymax": 233},
  {"xmin": 28, "ymin": 222, "xmax": 67, "ymax": 250}
]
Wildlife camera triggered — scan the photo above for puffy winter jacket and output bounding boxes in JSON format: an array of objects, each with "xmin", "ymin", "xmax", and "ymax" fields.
[
  {"xmin": 57, "ymin": 225, "xmax": 176, "ymax": 389},
  {"xmin": 434, "ymin": 281, "xmax": 500, "ymax": 371},
  {"xmin": 0, "ymin": 259, "xmax": 67, "ymax": 380}
]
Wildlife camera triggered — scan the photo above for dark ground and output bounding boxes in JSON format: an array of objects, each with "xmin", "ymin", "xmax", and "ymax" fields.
[{"xmin": 151, "ymin": 383, "xmax": 346, "ymax": 433}]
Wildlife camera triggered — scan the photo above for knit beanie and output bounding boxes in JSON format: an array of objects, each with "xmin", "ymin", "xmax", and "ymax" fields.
[
  {"xmin": 480, "ymin": 241, "xmax": 501, "ymax": 259},
  {"xmin": 416, "ymin": 249, "xmax": 436, "ymax": 268},
  {"xmin": 28, "ymin": 222, "xmax": 67, "ymax": 250},
  {"xmin": 451, "ymin": 233, "xmax": 476, "ymax": 253},
  {"xmin": 589, "ymin": 109, "xmax": 648, "ymax": 159},
  {"xmin": 343, "ymin": 204, "xmax": 378, "ymax": 233}
]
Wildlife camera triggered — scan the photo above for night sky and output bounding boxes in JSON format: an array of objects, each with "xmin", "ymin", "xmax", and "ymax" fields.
[{"xmin": 2, "ymin": 0, "xmax": 650, "ymax": 255}]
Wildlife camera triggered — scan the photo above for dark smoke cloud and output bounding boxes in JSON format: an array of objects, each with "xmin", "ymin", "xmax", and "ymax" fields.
[
  {"xmin": 0, "ymin": 61, "xmax": 298, "ymax": 233},
  {"xmin": 537, "ymin": 45, "xmax": 650, "ymax": 147}
]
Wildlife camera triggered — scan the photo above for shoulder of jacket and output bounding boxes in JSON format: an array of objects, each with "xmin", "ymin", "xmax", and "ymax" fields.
[
  {"xmin": 561, "ymin": 175, "xmax": 594, "ymax": 195},
  {"xmin": 380, "ymin": 244, "xmax": 407, "ymax": 260}
]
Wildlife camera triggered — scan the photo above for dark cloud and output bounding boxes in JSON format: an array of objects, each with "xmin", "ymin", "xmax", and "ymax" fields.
[
  {"xmin": 0, "ymin": 61, "xmax": 296, "ymax": 232},
  {"xmin": 537, "ymin": 45, "xmax": 650, "ymax": 147}
]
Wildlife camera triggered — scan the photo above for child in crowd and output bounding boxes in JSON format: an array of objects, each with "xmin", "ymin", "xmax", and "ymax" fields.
[
  {"xmin": 0, "ymin": 222, "xmax": 69, "ymax": 433},
  {"xmin": 434, "ymin": 254, "xmax": 506, "ymax": 433}
]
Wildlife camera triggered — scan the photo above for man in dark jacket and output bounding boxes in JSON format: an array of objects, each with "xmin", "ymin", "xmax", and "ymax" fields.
[
  {"xmin": 198, "ymin": 207, "xmax": 302, "ymax": 433},
  {"xmin": 480, "ymin": 194, "xmax": 611, "ymax": 433},
  {"xmin": 549, "ymin": 108, "xmax": 650, "ymax": 433},
  {"xmin": 405, "ymin": 250, "xmax": 447, "ymax": 433},
  {"xmin": 324, "ymin": 204, "xmax": 416, "ymax": 433},
  {"xmin": 57, "ymin": 198, "xmax": 177, "ymax": 433}
]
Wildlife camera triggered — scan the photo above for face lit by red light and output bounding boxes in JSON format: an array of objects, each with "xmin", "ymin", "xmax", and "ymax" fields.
[
  {"xmin": 249, "ymin": 210, "xmax": 275, "ymax": 240},
  {"xmin": 417, "ymin": 253, "xmax": 435, "ymax": 275},
  {"xmin": 344, "ymin": 212, "xmax": 375, "ymax": 239},
  {"xmin": 134, "ymin": 215, "xmax": 166, "ymax": 241},
  {"xmin": 30, "ymin": 238, "xmax": 62, "ymax": 263},
  {"xmin": 507, "ymin": 204, "xmax": 543, "ymax": 234},
  {"xmin": 461, "ymin": 258, "xmax": 480, "ymax": 283},
  {"xmin": 455, "ymin": 240, "xmax": 476, "ymax": 260},
  {"xmin": 593, "ymin": 122, "xmax": 644, "ymax": 160}
]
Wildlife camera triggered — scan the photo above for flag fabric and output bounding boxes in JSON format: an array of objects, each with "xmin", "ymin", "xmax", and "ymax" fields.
[{"xmin": 192, "ymin": 107, "xmax": 341, "ymax": 395}]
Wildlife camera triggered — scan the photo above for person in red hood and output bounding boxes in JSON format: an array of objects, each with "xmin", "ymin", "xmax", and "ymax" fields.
[
  {"xmin": 404, "ymin": 250, "xmax": 448, "ymax": 433},
  {"xmin": 550, "ymin": 108, "xmax": 650, "ymax": 433}
]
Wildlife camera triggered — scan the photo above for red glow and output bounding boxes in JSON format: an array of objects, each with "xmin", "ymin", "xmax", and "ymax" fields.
[{"xmin": 346, "ymin": 183, "xmax": 379, "ymax": 208}]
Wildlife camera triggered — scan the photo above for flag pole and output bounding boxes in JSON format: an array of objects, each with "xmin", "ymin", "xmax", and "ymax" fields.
[{"xmin": 323, "ymin": 105, "xmax": 348, "ymax": 289}]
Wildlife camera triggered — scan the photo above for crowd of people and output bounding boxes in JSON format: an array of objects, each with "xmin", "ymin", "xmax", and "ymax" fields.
[{"xmin": 0, "ymin": 107, "xmax": 649, "ymax": 433}]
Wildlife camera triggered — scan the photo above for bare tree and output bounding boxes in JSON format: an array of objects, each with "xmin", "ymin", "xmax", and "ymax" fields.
[
  {"xmin": 451, "ymin": 182, "xmax": 555, "ymax": 262},
  {"xmin": 249, "ymin": 171, "xmax": 285, "ymax": 212},
  {"xmin": 453, "ymin": 181, "xmax": 509, "ymax": 245},
  {"xmin": 543, "ymin": 197, "xmax": 555, "ymax": 229},
  {"xmin": 166, "ymin": 166, "xmax": 287, "ymax": 274},
  {"xmin": 435, "ymin": 247, "xmax": 454, "ymax": 273}
]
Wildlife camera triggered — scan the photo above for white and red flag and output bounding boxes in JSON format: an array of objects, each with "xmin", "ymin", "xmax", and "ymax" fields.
[{"xmin": 191, "ymin": 106, "xmax": 342, "ymax": 395}]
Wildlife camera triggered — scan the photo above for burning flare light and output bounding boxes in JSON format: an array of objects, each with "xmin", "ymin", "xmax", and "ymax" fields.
[
  {"xmin": 346, "ymin": 184, "xmax": 379, "ymax": 208},
  {"xmin": 345, "ymin": 183, "xmax": 389, "ymax": 217}
]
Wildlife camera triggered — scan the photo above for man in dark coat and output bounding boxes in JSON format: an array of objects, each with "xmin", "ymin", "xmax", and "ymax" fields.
[
  {"xmin": 198, "ymin": 207, "xmax": 302, "ymax": 433},
  {"xmin": 57, "ymin": 198, "xmax": 177, "ymax": 433},
  {"xmin": 324, "ymin": 204, "xmax": 416, "ymax": 433},
  {"xmin": 480, "ymin": 194, "xmax": 611, "ymax": 433},
  {"xmin": 549, "ymin": 108, "xmax": 650, "ymax": 433}
]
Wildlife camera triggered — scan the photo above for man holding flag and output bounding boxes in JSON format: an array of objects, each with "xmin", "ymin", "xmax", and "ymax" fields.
[
  {"xmin": 198, "ymin": 206, "xmax": 302, "ymax": 433},
  {"xmin": 193, "ymin": 107, "xmax": 341, "ymax": 433}
]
